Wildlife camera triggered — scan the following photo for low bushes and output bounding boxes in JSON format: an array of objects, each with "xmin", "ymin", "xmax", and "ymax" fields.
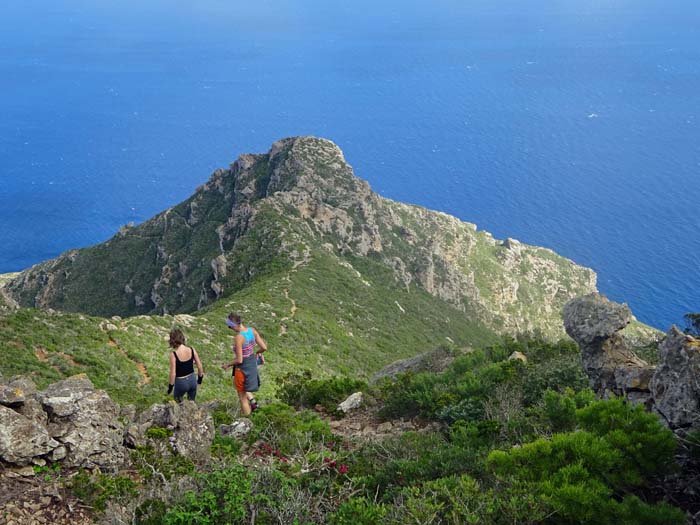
[
  {"xmin": 278, "ymin": 371, "xmax": 367, "ymax": 412},
  {"xmin": 68, "ymin": 338, "xmax": 685, "ymax": 524}
]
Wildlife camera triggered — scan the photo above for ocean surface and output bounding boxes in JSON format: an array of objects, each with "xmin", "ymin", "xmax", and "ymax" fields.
[{"xmin": 1, "ymin": 0, "xmax": 698, "ymax": 330}]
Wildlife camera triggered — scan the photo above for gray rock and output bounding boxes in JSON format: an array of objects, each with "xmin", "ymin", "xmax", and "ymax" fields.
[
  {"xmin": 18, "ymin": 466, "xmax": 36, "ymax": 477},
  {"xmin": 129, "ymin": 401, "xmax": 214, "ymax": 462},
  {"xmin": 36, "ymin": 374, "xmax": 127, "ymax": 469},
  {"xmin": 119, "ymin": 404, "xmax": 137, "ymax": 423},
  {"xmin": 50, "ymin": 445, "xmax": 67, "ymax": 461},
  {"xmin": 16, "ymin": 398, "xmax": 47, "ymax": 426},
  {"xmin": 563, "ymin": 293, "xmax": 632, "ymax": 345},
  {"xmin": 650, "ymin": 327, "xmax": 700, "ymax": 429},
  {"xmin": 0, "ymin": 377, "xmax": 37, "ymax": 406},
  {"xmin": 563, "ymin": 293, "xmax": 651, "ymax": 396},
  {"xmin": 376, "ymin": 422, "xmax": 393, "ymax": 433},
  {"xmin": 219, "ymin": 419, "xmax": 253, "ymax": 439},
  {"xmin": 0, "ymin": 405, "xmax": 57, "ymax": 465},
  {"xmin": 565, "ymin": 294, "xmax": 700, "ymax": 431},
  {"xmin": 35, "ymin": 375, "xmax": 95, "ymax": 417},
  {"xmin": 614, "ymin": 365, "xmax": 655, "ymax": 393},
  {"xmin": 371, "ymin": 346, "xmax": 458, "ymax": 383},
  {"xmin": 508, "ymin": 351, "xmax": 527, "ymax": 364},
  {"xmin": 338, "ymin": 392, "xmax": 363, "ymax": 414}
]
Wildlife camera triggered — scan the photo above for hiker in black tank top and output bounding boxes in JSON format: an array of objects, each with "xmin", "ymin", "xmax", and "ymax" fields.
[{"xmin": 167, "ymin": 328, "xmax": 204, "ymax": 402}]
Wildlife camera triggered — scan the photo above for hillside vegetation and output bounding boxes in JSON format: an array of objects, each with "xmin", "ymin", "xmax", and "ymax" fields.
[
  {"xmin": 0, "ymin": 251, "xmax": 498, "ymax": 407},
  {"xmin": 67, "ymin": 338, "xmax": 686, "ymax": 524},
  {"xmin": 0, "ymin": 138, "xmax": 680, "ymax": 524},
  {"xmin": 7, "ymin": 137, "xmax": 599, "ymax": 339}
]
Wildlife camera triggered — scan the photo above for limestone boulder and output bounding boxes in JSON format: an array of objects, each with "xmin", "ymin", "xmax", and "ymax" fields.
[
  {"xmin": 338, "ymin": 392, "xmax": 363, "ymax": 414},
  {"xmin": 0, "ymin": 405, "xmax": 58, "ymax": 465},
  {"xmin": 508, "ymin": 351, "xmax": 527, "ymax": 364},
  {"xmin": 16, "ymin": 398, "xmax": 48, "ymax": 426},
  {"xmin": 35, "ymin": 375, "xmax": 127, "ymax": 469},
  {"xmin": 0, "ymin": 376, "xmax": 37, "ymax": 406},
  {"xmin": 563, "ymin": 293, "xmax": 632, "ymax": 344},
  {"xmin": 565, "ymin": 294, "xmax": 700, "ymax": 432},
  {"xmin": 563, "ymin": 293, "xmax": 651, "ymax": 396},
  {"xmin": 371, "ymin": 346, "xmax": 458, "ymax": 384},
  {"xmin": 219, "ymin": 419, "xmax": 253, "ymax": 439}
]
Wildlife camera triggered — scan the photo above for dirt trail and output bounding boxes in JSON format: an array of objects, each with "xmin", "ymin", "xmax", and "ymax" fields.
[
  {"xmin": 317, "ymin": 405, "xmax": 440, "ymax": 444},
  {"xmin": 108, "ymin": 337, "xmax": 150, "ymax": 385}
]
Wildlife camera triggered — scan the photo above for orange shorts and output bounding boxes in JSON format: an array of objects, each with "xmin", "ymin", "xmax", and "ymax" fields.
[{"xmin": 234, "ymin": 367, "xmax": 246, "ymax": 393}]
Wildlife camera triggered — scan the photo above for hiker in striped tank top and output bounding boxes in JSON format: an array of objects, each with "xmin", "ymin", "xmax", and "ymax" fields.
[{"xmin": 221, "ymin": 313, "xmax": 267, "ymax": 415}]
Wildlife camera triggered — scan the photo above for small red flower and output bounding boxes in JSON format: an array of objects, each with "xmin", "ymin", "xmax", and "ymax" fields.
[{"xmin": 338, "ymin": 464, "xmax": 348, "ymax": 475}]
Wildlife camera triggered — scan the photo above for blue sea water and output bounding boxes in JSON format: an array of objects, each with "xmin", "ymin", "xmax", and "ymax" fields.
[{"xmin": 1, "ymin": 0, "xmax": 698, "ymax": 330}]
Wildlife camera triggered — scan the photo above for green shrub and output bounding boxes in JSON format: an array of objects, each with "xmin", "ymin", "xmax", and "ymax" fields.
[
  {"xmin": 211, "ymin": 434, "xmax": 243, "ymax": 459},
  {"xmin": 145, "ymin": 426, "xmax": 173, "ymax": 440},
  {"xmin": 210, "ymin": 402, "xmax": 236, "ymax": 427},
  {"xmin": 249, "ymin": 402, "xmax": 332, "ymax": 455},
  {"xmin": 392, "ymin": 475, "xmax": 486, "ymax": 524},
  {"xmin": 161, "ymin": 467, "xmax": 251, "ymax": 525},
  {"xmin": 487, "ymin": 431, "xmax": 623, "ymax": 484},
  {"xmin": 135, "ymin": 499, "xmax": 168, "ymax": 525},
  {"xmin": 350, "ymin": 431, "xmax": 484, "ymax": 498},
  {"xmin": 539, "ymin": 388, "xmax": 595, "ymax": 433},
  {"xmin": 278, "ymin": 371, "xmax": 367, "ymax": 412},
  {"xmin": 377, "ymin": 339, "xmax": 588, "ymax": 426},
  {"xmin": 575, "ymin": 397, "xmax": 677, "ymax": 486},
  {"xmin": 131, "ymin": 445, "xmax": 196, "ymax": 481},
  {"xmin": 329, "ymin": 497, "xmax": 387, "ymax": 525},
  {"xmin": 486, "ymin": 396, "xmax": 684, "ymax": 525},
  {"xmin": 70, "ymin": 470, "xmax": 138, "ymax": 512},
  {"xmin": 521, "ymin": 354, "xmax": 589, "ymax": 406}
]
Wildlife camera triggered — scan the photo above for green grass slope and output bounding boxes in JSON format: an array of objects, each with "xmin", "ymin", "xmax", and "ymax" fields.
[{"xmin": 0, "ymin": 251, "xmax": 497, "ymax": 406}]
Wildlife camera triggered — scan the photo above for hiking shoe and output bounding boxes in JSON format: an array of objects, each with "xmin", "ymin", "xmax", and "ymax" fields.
[{"xmin": 249, "ymin": 398, "xmax": 258, "ymax": 411}]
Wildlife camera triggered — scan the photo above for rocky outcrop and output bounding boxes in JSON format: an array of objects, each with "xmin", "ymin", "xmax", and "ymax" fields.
[
  {"xmin": 126, "ymin": 400, "xmax": 214, "ymax": 462},
  {"xmin": 0, "ymin": 405, "xmax": 58, "ymax": 465},
  {"xmin": 35, "ymin": 375, "xmax": 126, "ymax": 468},
  {"xmin": 371, "ymin": 346, "xmax": 461, "ymax": 383},
  {"xmin": 564, "ymin": 293, "xmax": 700, "ymax": 430},
  {"xmin": 650, "ymin": 327, "xmax": 700, "ymax": 429},
  {"xmin": 0, "ymin": 375, "xmax": 216, "ymax": 469},
  {"xmin": 563, "ymin": 293, "xmax": 652, "ymax": 399},
  {"xmin": 0, "ymin": 376, "xmax": 37, "ymax": 406},
  {"xmin": 0, "ymin": 375, "xmax": 126, "ymax": 468},
  {"xmin": 0, "ymin": 273, "xmax": 20, "ymax": 314},
  {"xmin": 7, "ymin": 137, "xmax": 596, "ymax": 339}
]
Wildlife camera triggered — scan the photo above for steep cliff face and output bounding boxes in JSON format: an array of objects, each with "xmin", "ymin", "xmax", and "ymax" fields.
[{"xmin": 7, "ymin": 137, "xmax": 596, "ymax": 338}]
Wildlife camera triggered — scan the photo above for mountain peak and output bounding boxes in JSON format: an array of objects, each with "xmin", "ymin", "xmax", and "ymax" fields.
[{"xmin": 6, "ymin": 138, "xmax": 596, "ymax": 338}]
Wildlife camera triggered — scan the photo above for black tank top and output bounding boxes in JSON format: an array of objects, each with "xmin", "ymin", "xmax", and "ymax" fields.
[{"xmin": 173, "ymin": 347, "xmax": 195, "ymax": 377}]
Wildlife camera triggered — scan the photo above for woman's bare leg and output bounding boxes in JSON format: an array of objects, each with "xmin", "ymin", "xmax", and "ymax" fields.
[{"xmin": 238, "ymin": 390, "xmax": 251, "ymax": 416}]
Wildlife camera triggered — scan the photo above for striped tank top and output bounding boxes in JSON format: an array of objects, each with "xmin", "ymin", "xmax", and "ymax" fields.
[{"xmin": 240, "ymin": 327, "xmax": 256, "ymax": 358}]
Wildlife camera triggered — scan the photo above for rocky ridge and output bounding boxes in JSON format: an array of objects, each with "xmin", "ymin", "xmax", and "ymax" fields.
[
  {"xmin": 563, "ymin": 292, "xmax": 700, "ymax": 430},
  {"xmin": 7, "ymin": 137, "xmax": 599, "ymax": 339},
  {"xmin": 0, "ymin": 374, "xmax": 214, "ymax": 470}
]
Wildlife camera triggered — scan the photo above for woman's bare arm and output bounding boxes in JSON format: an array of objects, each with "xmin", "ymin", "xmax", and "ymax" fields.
[
  {"xmin": 169, "ymin": 352, "xmax": 176, "ymax": 385},
  {"xmin": 193, "ymin": 348, "xmax": 204, "ymax": 376},
  {"xmin": 233, "ymin": 334, "xmax": 244, "ymax": 365},
  {"xmin": 253, "ymin": 328, "xmax": 267, "ymax": 352}
]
